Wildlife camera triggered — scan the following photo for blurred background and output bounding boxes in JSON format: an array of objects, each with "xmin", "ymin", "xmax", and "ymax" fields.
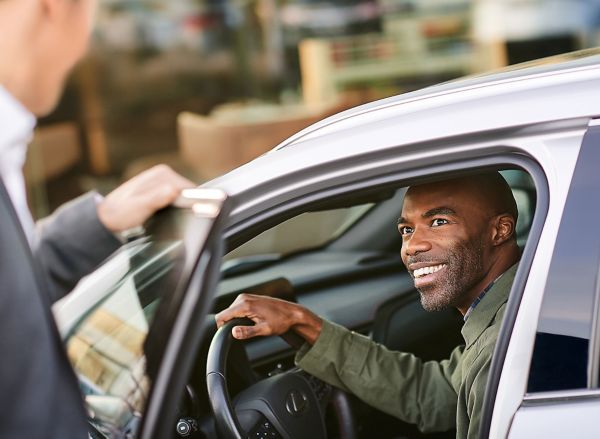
[{"xmin": 26, "ymin": 0, "xmax": 600, "ymax": 219}]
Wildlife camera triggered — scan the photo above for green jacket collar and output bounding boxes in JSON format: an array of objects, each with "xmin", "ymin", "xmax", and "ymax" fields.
[{"xmin": 461, "ymin": 263, "xmax": 519, "ymax": 349}]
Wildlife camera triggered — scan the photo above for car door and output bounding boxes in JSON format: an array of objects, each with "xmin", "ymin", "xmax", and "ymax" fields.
[
  {"xmin": 506, "ymin": 122, "xmax": 600, "ymax": 438},
  {"xmin": 57, "ymin": 189, "xmax": 230, "ymax": 439},
  {"xmin": 139, "ymin": 189, "xmax": 232, "ymax": 439}
]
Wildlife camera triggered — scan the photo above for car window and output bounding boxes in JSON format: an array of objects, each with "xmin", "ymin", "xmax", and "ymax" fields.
[
  {"xmin": 58, "ymin": 208, "xmax": 196, "ymax": 436},
  {"xmin": 224, "ymin": 203, "xmax": 374, "ymax": 261},
  {"xmin": 224, "ymin": 170, "xmax": 535, "ymax": 269}
]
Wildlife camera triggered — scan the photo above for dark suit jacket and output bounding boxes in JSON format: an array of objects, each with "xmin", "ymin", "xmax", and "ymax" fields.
[{"xmin": 0, "ymin": 182, "xmax": 120, "ymax": 437}]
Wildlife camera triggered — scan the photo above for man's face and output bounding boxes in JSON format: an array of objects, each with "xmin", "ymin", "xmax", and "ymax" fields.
[
  {"xmin": 398, "ymin": 182, "xmax": 494, "ymax": 312},
  {"xmin": 30, "ymin": 0, "xmax": 97, "ymax": 115}
]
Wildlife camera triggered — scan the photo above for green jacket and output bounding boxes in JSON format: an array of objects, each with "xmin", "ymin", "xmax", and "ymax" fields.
[{"xmin": 296, "ymin": 264, "xmax": 517, "ymax": 439}]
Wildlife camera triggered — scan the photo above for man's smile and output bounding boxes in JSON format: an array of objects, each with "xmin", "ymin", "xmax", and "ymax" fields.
[
  {"xmin": 410, "ymin": 264, "xmax": 447, "ymax": 288},
  {"xmin": 412, "ymin": 264, "xmax": 447, "ymax": 278}
]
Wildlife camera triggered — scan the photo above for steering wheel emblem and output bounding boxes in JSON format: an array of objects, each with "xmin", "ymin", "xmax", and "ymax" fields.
[{"xmin": 285, "ymin": 389, "xmax": 309, "ymax": 416}]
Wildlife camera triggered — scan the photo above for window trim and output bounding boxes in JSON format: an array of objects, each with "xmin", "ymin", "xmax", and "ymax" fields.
[{"xmin": 522, "ymin": 388, "xmax": 600, "ymax": 406}]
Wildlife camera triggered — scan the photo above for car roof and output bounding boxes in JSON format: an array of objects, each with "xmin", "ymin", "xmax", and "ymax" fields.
[{"xmin": 205, "ymin": 49, "xmax": 600, "ymax": 199}]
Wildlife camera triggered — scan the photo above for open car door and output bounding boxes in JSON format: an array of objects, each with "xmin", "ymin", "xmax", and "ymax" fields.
[{"xmin": 55, "ymin": 188, "xmax": 230, "ymax": 439}]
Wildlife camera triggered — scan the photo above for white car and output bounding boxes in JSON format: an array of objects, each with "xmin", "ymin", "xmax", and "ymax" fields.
[{"xmin": 59, "ymin": 49, "xmax": 600, "ymax": 439}]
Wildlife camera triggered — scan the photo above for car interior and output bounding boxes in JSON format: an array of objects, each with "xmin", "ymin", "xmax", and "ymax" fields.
[{"xmin": 180, "ymin": 168, "xmax": 537, "ymax": 439}]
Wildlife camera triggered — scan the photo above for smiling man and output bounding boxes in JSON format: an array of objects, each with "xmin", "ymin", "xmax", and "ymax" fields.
[
  {"xmin": 216, "ymin": 171, "xmax": 521, "ymax": 439},
  {"xmin": 399, "ymin": 173, "xmax": 520, "ymax": 316}
]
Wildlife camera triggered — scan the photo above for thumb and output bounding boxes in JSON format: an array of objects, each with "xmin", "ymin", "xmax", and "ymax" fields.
[{"xmin": 232, "ymin": 322, "xmax": 267, "ymax": 339}]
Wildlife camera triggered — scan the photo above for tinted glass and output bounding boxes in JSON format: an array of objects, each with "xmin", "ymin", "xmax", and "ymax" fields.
[{"xmin": 60, "ymin": 209, "xmax": 193, "ymax": 436}]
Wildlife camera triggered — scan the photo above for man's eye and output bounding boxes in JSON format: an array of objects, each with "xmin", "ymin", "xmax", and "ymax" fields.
[
  {"xmin": 399, "ymin": 226, "xmax": 413, "ymax": 235},
  {"xmin": 431, "ymin": 218, "xmax": 449, "ymax": 227}
]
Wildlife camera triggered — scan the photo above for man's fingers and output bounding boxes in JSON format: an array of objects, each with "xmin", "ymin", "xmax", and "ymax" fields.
[
  {"xmin": 97, "ymin": 164, "xmax": 196, "ymax": 232},
  {"xmin": 214, "ymin": 299, "xmax": 251, "ymax": 328},
  {"xmin": 215, "ymin": 311, "xmax": 234, "ymax": 328},
  {"xmin": 140, "ymin": 184, "xmax": 182, "ymax": 212},
  {"xmin": 232, "ymin": 323, "xmax": 267, "ymax": 339}
]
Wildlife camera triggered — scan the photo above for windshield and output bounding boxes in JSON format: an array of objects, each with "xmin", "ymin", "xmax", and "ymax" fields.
[
  {"xmin": 56, "ymin": 208, "xmax": 192, "ymax": 437},
  {"xmin": 224, "ymin": 203, "xmax": 374, "ymax": 263}
]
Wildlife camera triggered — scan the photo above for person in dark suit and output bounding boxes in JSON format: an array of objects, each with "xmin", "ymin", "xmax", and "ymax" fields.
[{"xmin": 0, "ymin": 0, "xmax": 195, "ymax": 436}]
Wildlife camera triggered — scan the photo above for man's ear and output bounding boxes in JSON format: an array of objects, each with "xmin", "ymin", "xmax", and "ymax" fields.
[{"xmin": 491, "ymin": 214, "xmax": 516, "ymax": 246}]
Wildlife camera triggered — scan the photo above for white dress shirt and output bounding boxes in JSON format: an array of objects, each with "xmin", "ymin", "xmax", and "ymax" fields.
[{"xmin": 0, "ymin": 86, "xmax": 36, "ymax": 245}]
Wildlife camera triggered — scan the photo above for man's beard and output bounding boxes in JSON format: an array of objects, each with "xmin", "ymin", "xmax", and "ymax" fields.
[{"xmin": 413, "ymin": 238, "xmax": 485, "ymax": 312}]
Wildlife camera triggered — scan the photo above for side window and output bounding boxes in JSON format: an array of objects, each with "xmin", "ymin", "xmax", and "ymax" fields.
[
  {"xmin": 527, "ymin": 125, "xmax": 600, "ymax": 393},
  {"xmin": 228, "ymin": 171, "xmax": 535, "ymax": 263}
]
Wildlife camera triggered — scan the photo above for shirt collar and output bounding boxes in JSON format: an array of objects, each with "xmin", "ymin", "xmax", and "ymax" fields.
[
  {"xmin": 0, "ymin": 86, "xmax": 36, "ymax": 173},
  {"xmin": 461, "ymin": 263, "xmax": 519, "ymax": 349},
  {"xmin": 463, "ymin": 277, "xmax": 499, "ymax": 322}
]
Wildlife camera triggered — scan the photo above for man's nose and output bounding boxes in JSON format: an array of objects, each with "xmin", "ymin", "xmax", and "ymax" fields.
[{"xmin": 404, "ymin": 228, "xmax": 432, "ymax": 256}]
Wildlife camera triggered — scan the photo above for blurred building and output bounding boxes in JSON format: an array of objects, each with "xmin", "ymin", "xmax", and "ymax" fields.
[{"xmin": 26, "ymin": 0, "xmax": 600, "ymax": 219}]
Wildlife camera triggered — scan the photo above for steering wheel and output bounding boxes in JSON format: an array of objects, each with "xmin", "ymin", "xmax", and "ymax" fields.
[{"xmin": 206, "ymin": 318, "xmax": 357, "ymax": 439}]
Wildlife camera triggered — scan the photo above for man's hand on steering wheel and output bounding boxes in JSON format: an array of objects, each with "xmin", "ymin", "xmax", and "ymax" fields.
[
  {"xmin": 209, "ymin": 294, "xmax": 358, "ymax": 439},
  {"xmin": 215, "ymin": 294, "xmax": 323, "ymax": 345}
]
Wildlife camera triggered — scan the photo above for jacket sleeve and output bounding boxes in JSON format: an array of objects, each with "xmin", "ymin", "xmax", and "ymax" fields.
[
  {"xmin": 33, "ymin": 192, "xmax": 121, "ymax": 303},
  {"xmin": 296, "ymin": 319, "xmax": 460, "ymax": 433}
]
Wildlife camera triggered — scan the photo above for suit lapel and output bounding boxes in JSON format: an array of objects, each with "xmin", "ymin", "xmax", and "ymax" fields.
[{"xmin": 0, "ymin": 178, "xmax": 53, "ymax": 309}]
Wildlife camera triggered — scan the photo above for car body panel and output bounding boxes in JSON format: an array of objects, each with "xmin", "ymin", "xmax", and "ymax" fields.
[{"xmin": 509, "ymin": 393, "xmax": 600, "ymax": 438}]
